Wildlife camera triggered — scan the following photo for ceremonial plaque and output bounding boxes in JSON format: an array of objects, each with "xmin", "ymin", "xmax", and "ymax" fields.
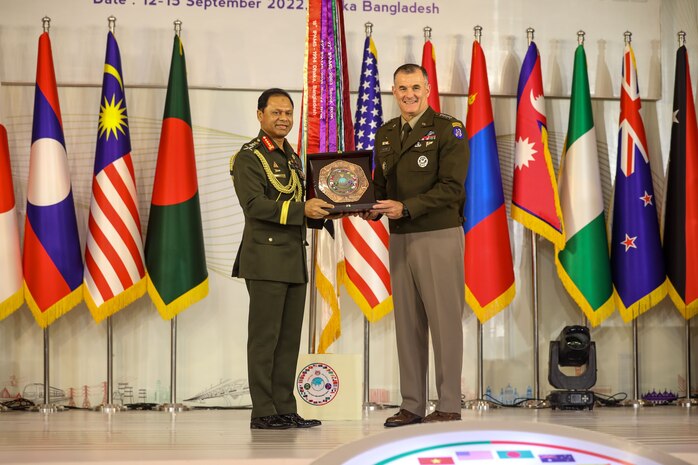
[{"xmin": 306, "ymin": 150, "xmax": 375, "ymax": 213}]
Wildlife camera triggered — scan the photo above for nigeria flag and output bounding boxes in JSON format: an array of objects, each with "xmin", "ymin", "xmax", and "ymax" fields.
[
  {"xmin": 145, "ymin": 33, "xmax": 208, "ymax": 319},
  {"xmin": 556, "ymin": 44, "xmax": 614, "ymax": 326}
]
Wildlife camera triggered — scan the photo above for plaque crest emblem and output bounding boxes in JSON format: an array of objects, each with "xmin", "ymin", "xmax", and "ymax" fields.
[
  {"xmin": 318, "ymin": 160, "xmax": 369, "ymax": 203},
  {"xmin": 417, "ymin": 155, "xmax": 429, "ymax": 168},
  {"xmin": 297, "ymin": 362, "xmax": 340, "ymax": 406}
]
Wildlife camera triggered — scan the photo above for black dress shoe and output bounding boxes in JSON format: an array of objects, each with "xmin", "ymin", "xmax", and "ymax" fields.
[
  {"xmin": 279, "ymin": 412, "xmax": 322, "ymax": 428},
  {"xmin": 384, "ymin": 409, "xmax": 423, "ymax": 427},
  {"xmin": 250, "ymin": 414, "xmax": 293, "ymax": 430}
]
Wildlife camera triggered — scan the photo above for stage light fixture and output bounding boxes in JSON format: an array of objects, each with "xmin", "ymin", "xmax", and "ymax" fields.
[{"xmin": 548, "ymin": 325, "xmax": 597, "ymax": 410}]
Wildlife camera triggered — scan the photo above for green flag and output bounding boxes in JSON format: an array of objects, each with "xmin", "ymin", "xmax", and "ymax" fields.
[
  {"xmin": 555, "ymin": 44, "xmax": 614, "ymax": 326},
  {"xmin": 145, "ymin": 34, "xmax": 208, "ymax": 319}
]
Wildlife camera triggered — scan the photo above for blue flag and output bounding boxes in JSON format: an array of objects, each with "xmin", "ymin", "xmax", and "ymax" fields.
[{"xmin": 610, "ymin": 44, "xmax": 666, "ymax": 321}]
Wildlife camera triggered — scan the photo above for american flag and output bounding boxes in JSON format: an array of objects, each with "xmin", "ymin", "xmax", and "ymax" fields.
[
  {"xmin": 84, "ymin": 32, "xmax": 146, "ymax": 322},
  {"xmin": 354, "ymin": 37, "xmax": 382, "ymax": 151},
  {"xmin": 341, "ymin": 34, "xmax": 393, "ymax": 322}
]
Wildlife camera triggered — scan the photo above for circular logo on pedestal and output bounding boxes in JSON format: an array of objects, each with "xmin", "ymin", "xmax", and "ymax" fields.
[{"xmin": 297, "ymin": 363, "xmax": 339, "ymax": 406}]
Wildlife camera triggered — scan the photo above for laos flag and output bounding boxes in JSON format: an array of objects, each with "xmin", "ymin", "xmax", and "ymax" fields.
[
  {"xmin": 464, "ymin": 40, "xmax": 515, "ymax": 322},
  {"xmin": 23, "ymin": 32, "xmax": 83, "ymax": 328}
]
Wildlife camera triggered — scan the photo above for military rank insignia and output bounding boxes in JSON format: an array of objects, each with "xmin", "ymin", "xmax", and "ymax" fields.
[{"xmin": 261, "ymin": 135, "xmax": 275, "ymax": 151}]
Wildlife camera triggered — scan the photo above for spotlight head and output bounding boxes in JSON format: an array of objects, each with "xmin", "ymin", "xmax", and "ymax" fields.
[
  {"xmin": 548, "ymin": 325, "xmax": 597, "ymax": 391},
  {"xmin": 557, "ymin": 325, "xmax": 591, "ymax": 367}
]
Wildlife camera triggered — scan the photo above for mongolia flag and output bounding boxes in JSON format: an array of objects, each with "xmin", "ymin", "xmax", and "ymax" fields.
[
  {"xmin": 511, "ymin": 42, "xmax": 564, "ymax": 248},
  {"xmin": 23, "ymin": 32, "xmax": 83, "ymax": 327},
  {"xmin": 664, "ymin": 44, "xmax": 698, "ymax": 319},
  {"xmin": 0, "ymin": 86, "xmax": 23, "ymax": 320},
  {"xmin": 610, "ymin": 44, "xmax": 666, "ymax": 322},
  {"xmin": 145, "ymin": 34, "xmax": 208, "ymax": 319},
  {"xmin": 421, "ymin": 38, "xmax": 440, "ymax": 112},
  {"xmin": 556, "ymin": 44, "xmax": 613, "ymax": 326},
  {"xmin": 84, "ymin": 32, "xmax": 146, "ymax": 322},
  {"xmin": 342, "ymin": 33, "xmax": 393, "ymax": 322},
  {"xmin": 464, "ymin": 40, "xmax": 515, "ymax": 322}
]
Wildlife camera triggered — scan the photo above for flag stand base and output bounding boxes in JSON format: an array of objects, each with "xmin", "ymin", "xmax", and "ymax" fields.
[
  {"xmin": 362, "ymin": 402, "xmax": 386, "ymax": 411},
  {"xmin": 94, "ymin": 403, "xmax": 126, "ymax": 413},
  {"xmin": 32, "ymin": 404, "xmax": 64, "ymax": 414},
  {"xmin": 463, "ymin": 399, "xmax": 498, "ymax": 411},
  {"xmin": 158, "ymin": 403, "xmax": 189, "ymax": 413},
  {"xmin": 521, "ymin": 399, "xmax": 550, "ymax": 409},
  {"xmin": 676, "ymin": 397, "xmax": 698, "ymax": 407},
  {"xmin": 621, "ymin": 398, "xmax": 652, "ymax": 408}
]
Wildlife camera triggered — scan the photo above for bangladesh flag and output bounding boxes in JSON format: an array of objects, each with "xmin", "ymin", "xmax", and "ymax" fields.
[
  {"xmin": 555, "ymin": 44, "xmax": 613, "ymax": 326},
  {"xmin": 145, "ymin": 34, "xmax": 208, "ymax": 319}
]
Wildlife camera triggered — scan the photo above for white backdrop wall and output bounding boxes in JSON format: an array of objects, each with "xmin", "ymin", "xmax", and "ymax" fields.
[{"xmin": 0, "ymin": 0, "xmax": 696, "ymax": 408}]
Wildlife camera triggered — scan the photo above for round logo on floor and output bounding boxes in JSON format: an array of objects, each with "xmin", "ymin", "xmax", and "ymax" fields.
[{"xmin": 297, "ymin": 363, "xmax": 339, "ymax": 405}]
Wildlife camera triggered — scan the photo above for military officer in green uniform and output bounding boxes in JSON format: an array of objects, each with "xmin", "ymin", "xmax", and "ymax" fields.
[
  {"xmin": 371, "ymin": 64, "xmax": 469, "ymax": 427},
  {"xmin": 231, "ymin": 88, "xmax": 331, "ymax": 430}
]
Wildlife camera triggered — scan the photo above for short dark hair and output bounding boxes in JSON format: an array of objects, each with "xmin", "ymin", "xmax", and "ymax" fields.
[
  {"xmin": 393, "ymin": 64, "xmax": 429, "ymax": 83},
  {"xmin": 258, "ymin": 88, "xmax": 294, "ymax": 111}
]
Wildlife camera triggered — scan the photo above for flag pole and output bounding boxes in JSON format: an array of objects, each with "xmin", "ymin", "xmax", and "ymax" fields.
[
  {"xmin": 360, "ymin": 21, "xmax": 383, "ymax": 412},
  {"xmin": 423, "ymin": 23, "xmax": 436, "ymax": 413},
  {"xmin": 157, "ymin": 19, "xmax": 189, "ymax": 414},
  {"xmin": 463, "ymin": 24, "xmax": 498, "ymax": 412},
  {"xmin": 307, "ymin": 229, "xmax": 318, "ymax": 354},
  {"xmin": 678, "ymin": 316, "xmax": 697, "ymax": 406},
  {"xmin": 31, "ymin": 16, "xmax": 63, "ymax": 415},
  {"xmin": 94, "ymin": 15, "xmax": 124, "ymax": 414},
  {"xmin": 521, "ymin": 27, "xmax": 548, "ymax": 410},
  {"xmin": 617, "ymin": 31, "xmax": 649, "ymax": 409},
  {"xmin": 674, "ymin": 30, "xmax": 698, "ymax": 409}
]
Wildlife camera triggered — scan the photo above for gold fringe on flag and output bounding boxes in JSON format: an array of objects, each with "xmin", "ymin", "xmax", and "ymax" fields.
[
  {"xmin": 466, "ymin": 282, "xmax": 516, "ymax": 324},
  {"xmin": 667, "ymin": 279, "xmax": 698, "ymax": 320},
  {"xmin": 0, "ymin": 287, "xmax": 24, "ymax": 321},
  {"xmin": 615, "ymin": 279, "xmax": 667, "ymax": 323},
  {"xmin": 316, "ymin": 261, "xmax": 345, "ymax": 354},
  {"xmin": 25, "ymin": 283, "xmax": 83, "ymax": 329},
  {"xmin": 341, "ymin": 276, "xmax": 393, "ymax": 323},
  {"xmin": 147, "ymin": 274, "xmax": 209, "ymax": 320},
  {"xmin": 85, "ymin": 277, "xmax": 147, "ymax": 323},
  {"xmin": 554, "ymin": 255, "xmax": 615, "ymax": 327}
]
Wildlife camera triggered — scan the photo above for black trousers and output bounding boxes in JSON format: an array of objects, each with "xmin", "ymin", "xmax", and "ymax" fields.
[{"xmin": 245, "ymin": 279, "xmax": 306, "ymax": 418}]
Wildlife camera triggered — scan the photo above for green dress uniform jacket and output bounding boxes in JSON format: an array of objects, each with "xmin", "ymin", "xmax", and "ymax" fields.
[
  {"xmin": 373, "ymin": 106, "xmax": 469, "ymax": 233},
  {"xmin": 231, "ymin": 130, "xmax": 309, "ymax": 284},
  {"xmin": 372, "ymin": 107, "xmax": 469, "ymax": 417},
  {"xmin": 231, "ymin": 130, "xmax": 311, "ymax": 419}
]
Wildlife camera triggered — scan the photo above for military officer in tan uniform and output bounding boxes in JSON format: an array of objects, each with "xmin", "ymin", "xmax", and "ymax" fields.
[
  {"xmin": 231, "ymin": 88, "xmax": 330, "ymax": 430},
  {"xmin": 371, "ymin": 64, "xmax": 469, "ymax": 426}
]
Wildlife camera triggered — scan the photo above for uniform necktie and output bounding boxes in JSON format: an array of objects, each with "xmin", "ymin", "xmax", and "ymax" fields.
[{"xmin": 401, "ymin": 122, "xmax": 412, "ymax": 147}]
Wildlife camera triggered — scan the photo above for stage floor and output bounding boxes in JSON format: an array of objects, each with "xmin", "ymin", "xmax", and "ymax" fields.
[{"xmin": 0, "ymin": 405, "xmax": 696, "ymax": 464}]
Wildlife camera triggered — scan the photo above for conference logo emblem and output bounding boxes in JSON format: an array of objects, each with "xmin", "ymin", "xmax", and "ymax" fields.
[{"xmin": 297, "ymin": 363, "xmax": 339, "ymax": 405}]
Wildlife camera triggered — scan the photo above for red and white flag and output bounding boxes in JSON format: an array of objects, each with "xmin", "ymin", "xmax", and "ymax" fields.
[
  {"xmin": 0, "ymin": 83, "xmax": 23, "ymax": 320},
  {"xmin": 84, "ymin": 31, "xmax": 145, "ymax": 322}
]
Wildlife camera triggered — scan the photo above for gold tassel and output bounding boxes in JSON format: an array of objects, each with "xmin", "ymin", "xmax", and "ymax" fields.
[
  {"xmin": 25, "ymin": 283, "xmax": 83, "ymax": 328},
  {"xmin": 85, "ymin": 277, "xmax": 147, "ymax": 323},
  {"xmin": 0, "ymin": 287, "xmax": 24, "ymax": 321},
  {"xmin": 147, "ymin": 274, "xmax": 209, "ymax": 320}
]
